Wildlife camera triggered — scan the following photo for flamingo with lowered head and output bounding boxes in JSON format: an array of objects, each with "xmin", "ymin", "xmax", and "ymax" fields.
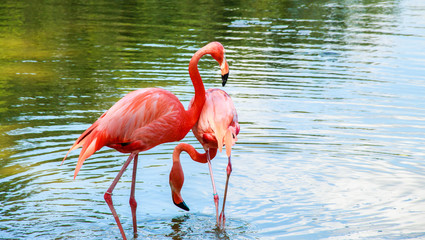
[
  {"xmin": 62, "ymin": 42, "xmax": 229, "ymax": 239},
  {"xmin": 169, "ymin": 88, "xmax": 239, "ymax": 229}
]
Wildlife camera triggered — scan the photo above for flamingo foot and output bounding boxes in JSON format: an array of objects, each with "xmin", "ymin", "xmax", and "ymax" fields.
[{"xmin": 218, "ymin": 211, "xmax": 226, "ymax": 229}]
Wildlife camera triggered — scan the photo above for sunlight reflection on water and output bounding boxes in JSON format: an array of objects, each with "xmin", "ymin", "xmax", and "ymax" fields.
[{"xmin": 1, "ymin": 0, "xmax": 425, "ymax": 239}]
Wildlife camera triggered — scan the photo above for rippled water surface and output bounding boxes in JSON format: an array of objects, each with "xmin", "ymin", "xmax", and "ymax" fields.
[{"xmin": 1, "ymin": 0, "xmax": 425, "ymax": 239}]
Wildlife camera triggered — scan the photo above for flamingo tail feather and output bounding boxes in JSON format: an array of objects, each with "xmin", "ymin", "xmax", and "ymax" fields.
[{"xmin": 62, "ymin": 122, "xmax": 106, "ymax": 179}]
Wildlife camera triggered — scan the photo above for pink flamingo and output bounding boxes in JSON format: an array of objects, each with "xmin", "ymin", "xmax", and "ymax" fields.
[
  {"xmin": 169, "ymin": 88, "xmax": 239, "ymax": 229},
  {"xmin": 62, "ymin": 42, "xmax": 229, "ymax": 239}
]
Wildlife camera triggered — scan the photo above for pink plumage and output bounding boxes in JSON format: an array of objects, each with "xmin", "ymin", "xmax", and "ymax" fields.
[
  {"xmin": 62, "ymin": 41, "xmax": 230, "ymax": 239},
  {"xmin": 191, "ymin": 88, "xmax": 240, "ymax": 156},
  {"xmin": 63, "ymin": 88, "xmax": 187, "ymax": 179},
  {"xmin": 182, "ymin": 88, "xmax": 239, "ymax": 227}
]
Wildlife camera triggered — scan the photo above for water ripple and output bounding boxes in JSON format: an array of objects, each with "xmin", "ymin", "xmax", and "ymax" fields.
[{"xmin": 2, "ymin": 0, "xmax": 425, "ymax": 239}]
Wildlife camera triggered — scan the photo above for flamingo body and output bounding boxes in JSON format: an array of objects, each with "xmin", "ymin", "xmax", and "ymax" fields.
[
  {"xmin": 66, "ymin": 88, "xmax": 189, "ymax": 176},
  {"xmin": 191, "ymin": 88, "xmax": 240, "ymax": 155},
  {"xmin": 63, "ymin": 42, "xmax": 229, "ymax": 239},
  {"xmin": 170, "ymin": 88, "xmax": 239, "ymax": 228}
]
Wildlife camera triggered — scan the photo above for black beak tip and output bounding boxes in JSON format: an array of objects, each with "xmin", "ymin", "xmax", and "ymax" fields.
[
  {"xmin": 222, "ymin": 73, "xmax": 229, "ymax": 87},
  {"xmin": 175, "ymin": 201, "xmax": 190, "ymax": 211}
]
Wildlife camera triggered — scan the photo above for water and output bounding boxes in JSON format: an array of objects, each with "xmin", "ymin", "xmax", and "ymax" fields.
[{"xmin": 1, "ymin": 0, "xmax": 425, "ymax": 239}]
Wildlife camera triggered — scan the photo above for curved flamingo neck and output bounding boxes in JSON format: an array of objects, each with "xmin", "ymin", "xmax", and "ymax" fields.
[
  {"xmin": 184, "ymin": 47, "xmax": 211, "ymax": 132},
  {"xmin": 174, "ymin": 143, "xmax": 217, "ymax": 164}
]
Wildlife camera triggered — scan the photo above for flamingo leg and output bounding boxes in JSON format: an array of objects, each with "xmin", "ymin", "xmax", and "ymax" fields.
[
  {"xmin": 206, "ymin": 148, "xmax": 219, "ymax": 225},
  {"xmin": 104, "ymin": 152, "xmax": 137, "ymax": 240},
  {"xmin": 219, "ymin": 155, "xmax": 232, "ymax": 228},
  {"xmin": 129, "ymin": 153, "xmax": 138, "ymax": 236}
]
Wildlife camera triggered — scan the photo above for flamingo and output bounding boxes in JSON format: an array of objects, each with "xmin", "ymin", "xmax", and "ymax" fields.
[
  {"xmin": 62, "ymin": 42, "xmax": 229, "ymax": 239},
  {"xmin": 169, "ymin": 88, "xmax": 239, "ymax": 229}
]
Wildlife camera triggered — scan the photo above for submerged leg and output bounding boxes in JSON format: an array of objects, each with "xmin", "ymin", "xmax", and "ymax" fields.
[
  {"xmin": 219, "ymin": 155, "xmax": 232, "ymax": 228},
  {"xmin": 206, "ymin": 148, "xmax": 219, "ymax": 225},
  {"xmin": 104, "ymin": 152, "xmax": 136, "ymax": 240},
  {"xmin": 129, "ymin": 153, "xmax": 139, "ymax": 236}
]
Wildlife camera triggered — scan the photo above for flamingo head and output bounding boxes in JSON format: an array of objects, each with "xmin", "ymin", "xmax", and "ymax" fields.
[
  {"xmin": 207, "ymin": 42, "xmax": 229, "ymax": 86},
  {"xmin": 169, "ymin": 161, "xmax": 190, "ymax": 211}
]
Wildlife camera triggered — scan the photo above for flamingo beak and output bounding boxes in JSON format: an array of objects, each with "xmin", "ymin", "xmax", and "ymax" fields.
[
  {"xmin": 221, "ymin": 57, "xmax": 229, "ymax": 86},
  {"xmin": 222, "ymin": 73, "xmax": 229, "ymax": 86},
  {"xmin": 171, "ymin": 190, "xmax": 190, "ymax": 211},
  {"xmin": 174, "ymin": 200, "xmax": 190, "ymax": 211}
]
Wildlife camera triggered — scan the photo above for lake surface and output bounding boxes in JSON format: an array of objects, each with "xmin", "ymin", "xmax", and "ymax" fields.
[{"xmin": 1, "ymin": 0, "xmax": 425, "ymax": 239}]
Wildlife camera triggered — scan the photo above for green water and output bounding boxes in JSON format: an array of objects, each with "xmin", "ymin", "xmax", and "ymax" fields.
[{"xmin": 1, "ymin": 0, "xmax": 425, "ymax": 239}]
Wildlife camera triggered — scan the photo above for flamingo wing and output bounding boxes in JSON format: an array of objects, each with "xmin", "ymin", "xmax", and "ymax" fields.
[
  {"xmin": 99, "ymin": 88, "xmax": 185, "ymax": 144},
  {"xmin": 64, "ymin": 88, "xmax": 186, "ymax": 178}
]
